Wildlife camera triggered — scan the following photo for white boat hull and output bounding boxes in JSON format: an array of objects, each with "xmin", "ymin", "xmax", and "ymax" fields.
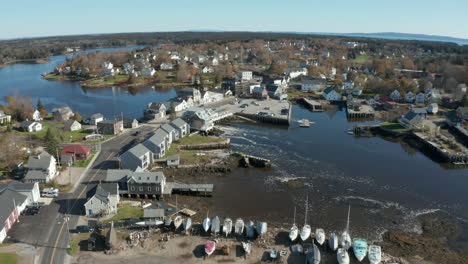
[
  {"xmin": 235, "ymin": 219, "xmax": 244, "ymax": 235},
  {"xmin": 368, "ymin": 245, "xmax": 382, "ymax": 264},
  {"xmin": 300, "ymin": 225, "xmax": 311, "ymax": 241},
  {"xmin": 315, "ymin": 228, "xmax": 326, "ymax": 245},
  {"xmin": 337, "ymin": 248, "xmax": 350, "ymax": 264},
  {"xmin": 341, "ymin": 231, "xmax": 352, "ymax": 250},
  {"xmin": 289, "ymin": 225, "xmax": 298, "ymax": 241},
  {"xmin": 223, "ymin": 218, "xmax": 233, "ymax": 237},
  {"xmin": 203, "ymin": 218, "xmax": 211, "ymax": 232}
]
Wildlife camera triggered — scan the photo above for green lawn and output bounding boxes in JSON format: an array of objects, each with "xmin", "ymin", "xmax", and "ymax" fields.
[
  {"xmin": 104, "ymin": 204, "xmax": 143, "ymax": 222},
  {"xmin": 67, "ymin": 233, "xmax": 89, "ymax": 255},
  {"xmin": 73, "ymin": 154, "xmax": 95, "ymax": 168},
  {"xmin": 163, "ymin": 135, "xmax": 224, "ymax": 164},
  {"xmin": 14, "ymin": 121, "xmax": 89, "ymax": 142},
  {"xmin": 177, "ymin": 134, "xmax": 225, "ymax": 145},
  {"xmin": 350, "ymin": 55, "xmax": 373, "ymax": 63},
  {"xmin": 0, "ymin": 253, "xmax": 17, "ymax": 264},
  {"xmin": 287, "ymin": 89, "xmax": 312, "ymax": 99},
  {"xmin": 380, "ymin": 122, "xmax": 412, "ymax": 132},
  {"xmin": 86, "ymin": 74, "xmax": 129, "ymax": 85}
]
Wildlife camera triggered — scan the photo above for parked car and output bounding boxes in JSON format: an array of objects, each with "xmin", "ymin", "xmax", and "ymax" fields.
[
  {"xmin": 240, "ymin": 104, "xmax": 249, "ymax": 108},
  {"xmin": 41, "ymin": 188, "xmax": 59, "ymax": 198},
  {"xmin": 76, "ymin": 225, "xmax": 94, "ymax": 233},
  {"xmin": 133, "ymin": 131, "xmax": 141, "ymax": 136}
]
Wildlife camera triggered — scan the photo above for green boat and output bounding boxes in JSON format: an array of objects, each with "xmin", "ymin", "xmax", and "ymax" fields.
[{"xmin": 352, "ymin": 238, "xmax": 368, "ymax": 262}]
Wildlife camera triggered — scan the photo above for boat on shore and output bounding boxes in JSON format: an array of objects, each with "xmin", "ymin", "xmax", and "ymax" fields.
[
  {"xmin": 203, "ymin": 211, "xmax": 211, "ymax": 232},
  {"xmin": 352, "ymin": 238, "xmax": 368, "ymax": 262},
  {"xmin": 135, "ymin": 220, "xmax": 163, "ymax": 227},
  {"xmin": 164, "ymin": 216, "xmax": 173, "ymax": 227},
  {"xmin": 315, "ymin": 228, "xmax": 326, "ymax": 245},
  {"xmin": 337, "ymin": 248, "xmax": 350, "ymax": 264},
  {"xmin": 289, "ymin": 207, "xmax": 298, "ymax": 241},
  {"xmin": 235, "ymin": 218, "xmax": 244, "ymax": 235},
  {"xmin": 270, "ymin": 249, "xmax": 278, "ymax": 260},
  {"xmin": 300, "ymin": 197, "xmax": 311, "ymax": 241},
  {"xmin": 328, "ymin": 232, "xmax": 338, "ymax": 251},
  {"xmin": 341, "ymin": 206, "xmax": 352, "ymax": 250},
  {"xmin": 246, "ymin": 220, "xmax": 255, "ymax": 238},
  {"xmin": 184, "ymin": 217, "xmax": 192, "ymax": 231},
  {"xmin": 223, "ymin": 218, "xmax": 232, "ymax": 237},
  {"xmin": 205, "ymin": 240, "xmax": 216, "ymax": 256},
  {"xmin": 368, "ymin": 245, "xmax": 382, "ymax": 264},
  {"xmin": 211, "ymin": 216, "xmax": 220, "ymax": 234},
  {"xmin": 242, "ymin": 242, "xmax": 251, "ymax": 255},
  {"xmin": 173, "ymin": 216, "xmax": 183, "ymax": 229},
  {"xmin": 305, "ymin": 244, "xmax": 321, "ymax": 264},
  {"xmin": 256, "ymin": 221, "xmax": 267, "ymax": 237}
]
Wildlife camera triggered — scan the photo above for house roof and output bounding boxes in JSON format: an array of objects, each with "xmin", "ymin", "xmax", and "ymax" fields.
[
  {"xmin": 170, "ymin": 118, "xmax": 187, "ymax": 129},
  {"xmin": 21, "ymin": 121, "xmax": 35, "ymax": 128},
  {"xmin": 64, "ymin": 120, "xmax": 80, "ymax": 130},
  {"xmin": 125, "ymin": 144, "xmax": 151, "ymax": 158},
  {"xmin": 91, "ymin": 113, "xmax": 103, "ymax": 119},
  {"xmin": 61, "ymin": 145, "xmax": 91, "ymax": 156},
  {"xmin": 98, "ymin": 120, "xmax": 121, "ymax": 125},
  {"xmin": 105, "ymin": 169, "xmax": 165, "ymax": 184},
  {"xmin": 323, "ymin": 87, "xmax": 334, "ymax": 94},
  {"xmin": 24, "ymin": 170, "xmax": 49, "ymax": 181},
  {"xmin": 28, "ymin": 151, "xmax": 53, "ymax": 169},
  {"xmin": 161, "ymin": 123, "xmax": 175, "ymax": 134},
  {"xmin": 0, "ymin": 190, "xmax": 27, "ymax": 226},
  {"xmin": 0, "ymin": 181, "xmax": 36, "ymax": 193},
  {"xmin": 87, "ymin": 183, "xmax": 118, "ymax": 203},
  {"xmin": 144, "ymin": 207, "xmax": 165, "ymax": 218}
]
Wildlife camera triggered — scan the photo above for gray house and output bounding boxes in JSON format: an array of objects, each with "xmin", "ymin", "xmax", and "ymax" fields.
[
  {"xmin": 24, "ymin": 151, "xmax": 57, "ymax": 183},
  {"xmin": 170, "ymin": 118, "xmax": 190, "ymax": 138},
  {"xmin": 142, "ymin": 129, "xmax": 169, "ymax": 158},
  {"xmin": 84, "ymin": 183, "xmax": 120, "ymax": 217},
  {"xmin": 120, "ymin": 144, "xmax": 153, "ymax": 171},
  {"xmin": 0, "ymin": 181, "xmax": 40, "ymax": 206},
  {"xmin": 64, "ymin": 120, "xmax": 82, "ymax": 132},
  {"xmin": 105, "ymin": 170, "xmax": 167, "ymax": 198},
  {"xmin": 161, "ymin": 123, "xmax": 178, "ymax": 143}
]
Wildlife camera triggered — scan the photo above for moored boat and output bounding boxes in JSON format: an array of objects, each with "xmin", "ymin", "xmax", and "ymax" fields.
[
  {"xmin": 337, "ymin": 248, "xmax": 350, "ymax": 264},
  {"xmin": 289, "ymin": 206, "xmax": 298, "ymax": 241},
  {"xmin": 368, "ymin": 245, "xmax": 382, "ymax": 264},
  {"xmin": 223, "ymin": 218, "xmax": 233, "ymax": 237},
  {"xmin": 328, "ymin": 232, "xmax": 338, "ymax": 251},
  {"xmin": 246, "ymin": 220, "xmax": 255, "ymax": 238},
  {"xmin": 341, "ymin": 205, "xmax": 352, "ymax": 250},
  {"xmin": 235, "ymin": 218, "xmax": 244, "ymax": 235},
  {"xmin": 205, "ymin": 240, "xmax": 216, "ymax": 256},
  {"xmin": 305, "ymin": 244, "xmax": 321, "ymax": 264},
  {"xmin": 315, "ymin": 228, "xmax": 326, "ymax": 245},
  {"xmin": 211, "ymin": 216, "xmax": 220, "ymax": 234},
  {"xmin": 352, "ymin": 238, "xmax": 368, "ymax": 262}
]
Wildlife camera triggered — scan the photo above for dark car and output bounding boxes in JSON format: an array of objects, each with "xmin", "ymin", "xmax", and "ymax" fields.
[
  {"xmin": 133, "ymin": 131, "xmax": 141, "ymax": 136},
  {"xmin": 76, "ymin": 225, "xmax": 94, "ymax": 233}
]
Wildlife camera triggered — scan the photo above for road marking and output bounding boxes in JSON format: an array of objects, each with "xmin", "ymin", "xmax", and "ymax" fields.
[{"xmin": 49, "ymin": 152, "xmax": 114, "ymax": 264}]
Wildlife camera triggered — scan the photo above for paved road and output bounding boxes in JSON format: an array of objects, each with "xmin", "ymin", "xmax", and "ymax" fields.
[{"xmin": 7, "ymin": 125, "xmax": 155, "ymax": 264}]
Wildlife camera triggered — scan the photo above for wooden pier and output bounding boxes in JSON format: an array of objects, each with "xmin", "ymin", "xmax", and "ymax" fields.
[
  {"xmin": 164, "ymin": 182, "xmax": 214, "ymax": 196},
  {"xmin": 346, "ymin": 104, "xmax": 375, "ymax": 119},
  {"xmin": 301, "ymin": 98, "xmax": 324, "ymax": 112}
]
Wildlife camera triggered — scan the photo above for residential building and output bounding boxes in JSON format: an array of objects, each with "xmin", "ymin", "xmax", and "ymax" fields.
[
  {"xmin": 61, "ymin": 145, "xmax": 92, "ymax": 166},
  {"xmin": 97, "ymin": 120, "xmax": 124, "ymax": 135},
  {"xmin": 24, "ymin": 151, "xmax": 57, "ymax": 183},
  {"xmin": 399, "ymin": 108, "xmax": 428, "ymax": 129},
  {"xmin": 415, "ymin": 92, "xmax": 425, "ymax": 104},
  {"xmin": 427, "ymin": 103, "xmax": 439, "ymax": 114},
  {"xmin": 301, "ymin": 77, "xmax": 327, "ymax": 92},
  {"xmin": 84, "ymin": 183, "xmax": 119, "ymax": 217},
  {"xmin": 0, "ymin": 110, "xmax": 11, "ymax": 124},
  {"xmin": 352, "ymin": 87, "xmax": 362, "ymax": 96},
  {"xmin": 322, "ymin": 88, "xmax": 341, "ymax": 101},
  {"xmin": 105, "ymin": 170, "xmax": 167, "ymax": 197},
  {"xmin": 20, "ymin": 121, "xmax": 42, "ymax": 132},
  {"xmin": 0, "ymin": 190, "xmax": 28, "ymax": 243},
  {"xmin": 390, "ymin": 90, "xmax": 401, "ymax": 102},
  {"xmin": 405, "ymin": 91, "xmax": 415, "ymax": 103},
  {"xmin": 201, "ymin": 91, "xmax": 224, "ymax": 105},
  {"xmin": 144, "ymin": 102, "xmax": 166, "ymax": 120},
  {"xmin": 265, "ymin": 84, "xmax": 284, "ymax": 99},
  {"xmin": 89, "ymin": 113, "xmax": 104, "ymax": 125},
  {"xmin": 169, "ymin": 118, "xmax": 190, "ymax": 138},
  {"xmin": 120, "ymin": 144, "xmax": 154, "ymax": 171},
  {"xmin": 177, "ymin": 88, "xmax": 202, "ymax": 105},
  {"xmin": 425, "ymin": 88, "xmax": 441, "ymax": 102},
  {"xmin": 236, "ymin": 71, "xmax": 253, "ymax": 81},
  {"xmin": 160, "ymin": 63, "xmax": 173, "ymax": 70},
  {"xmin": 202, "ymin": 66, "xmax": 214, "ymax": 74},
  {"xmin": 166, "ymin": 155, "xmax": 180, "ymax": 167},
  {"xmin": 161, "ymin": 123, "xmax": 178, "ymax": 143},
  {"xmin": 123, "ymin": 117, "xmax": 139, "ymax": 129},
  {"xmin": 64, "ymin": 120, "xmax": 81, "ymax": 132},
  {"xmin": 32, "ymin": 110, "xmax": 42, "ymax": 121},
  {"xmin": 52, "ymin": 106, "xmax": 74, "ymax": 121},
  {"xmin": 286, "ymin": 68, "xmax": 308, "ymax": 79},
  {"xmin": 0, "ymin": 181, "xmax": 40, "ymax": 205},
  {"xmin": 182, "ymin": 107, "xmax": 220, "ymax": 131},
  {"xmin": 252, "ymin": 86, "xmax": 269, "ymax": 100},
  {"xmin": 101, "ymin": 61, "xmax": 113, "ymax": 70},
  {"xmin": 140, "ymin": 68, "xmax": 156, "ymax": 76}
]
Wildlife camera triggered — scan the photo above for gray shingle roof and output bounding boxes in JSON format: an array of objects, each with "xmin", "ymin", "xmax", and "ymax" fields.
[
  {"xmin": 64, "ymin": 120, "xmax": 79, "ymax": 130},
  {"xmin": 28, "ymin": 151, "xmax": 53, "ymax": 169},
  {"xmin": 126, "ymin": 144, "xmax": 151, "ymax": 158},
  {"xmin": 88, "ymin": 183, "xmax": 118, "ymax": 203},
  {"xmin": 0, "ymin": 181, "xmax": 36, "ymax": 193},
  {"xmin": 0, "ymin": 190, "xmax": 27, "ymax": 225},
  {"xmin": 105, "ymin": 169, "xmax": 165, "ymax": 184},
  {"xmin": 170, "ymin": 118, "xmax": 187, "ymax": 128},
  {"xmin": 161, "ymin": 123, "xmax": 175, "ymax": 134},
  {"xmin": 24, "ymin": 170, "xmax": 48, "ymax": 181}
]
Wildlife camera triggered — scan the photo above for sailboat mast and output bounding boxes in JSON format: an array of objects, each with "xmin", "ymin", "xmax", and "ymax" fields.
[
  {"xmin": 346, "ymin": 205, "xmax": 350, "ymax": 232},
  {"xmin": 293, "ymin": 206, "xmax": 296, "ymax": 225},
  {"xmin": 304, "ymin": 197, "xmax": 308, "ymax": 225}
]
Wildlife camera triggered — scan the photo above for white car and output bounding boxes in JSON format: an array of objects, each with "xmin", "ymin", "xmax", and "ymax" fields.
[{"xmin": 41, "ymin": 188, "xmax": 59, "ymax": 198}]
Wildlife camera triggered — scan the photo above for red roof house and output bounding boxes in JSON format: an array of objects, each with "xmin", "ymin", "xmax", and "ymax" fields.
[{"xmin": 61, "ymin": 145, "xmax": 92, "ymax": 164}]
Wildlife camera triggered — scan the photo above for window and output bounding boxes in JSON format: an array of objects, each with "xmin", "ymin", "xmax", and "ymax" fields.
[
  {"xmin": 139, "ymin": 187, "xmax": 143, "ymax": 191},
  {"xmin": 148, "ymin": 187, "xmax": 151, "ymax": 191},
  {"xmin": 131, "ymin": 186, "xmax": 135, "ymax": 191}
]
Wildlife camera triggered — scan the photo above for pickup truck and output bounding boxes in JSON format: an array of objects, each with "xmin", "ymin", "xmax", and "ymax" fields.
[{"xmin": 41, "ymin": 188, "xmax": 59, "ymax": 198}]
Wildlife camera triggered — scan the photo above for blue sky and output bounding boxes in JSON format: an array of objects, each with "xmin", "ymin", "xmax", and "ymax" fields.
[{"xmin": 1, "ymin": 0, "xmax": 467, "ymax": 39}]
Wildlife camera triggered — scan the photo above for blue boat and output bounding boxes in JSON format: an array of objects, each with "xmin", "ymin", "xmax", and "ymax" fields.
[{"xmin": 352, "ymin": 238, "xmax": 368, "ymax": 262}]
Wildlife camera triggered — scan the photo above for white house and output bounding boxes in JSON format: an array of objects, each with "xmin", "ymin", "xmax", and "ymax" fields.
[
  {"xmin": 322, "ymin": 88, "xmax": 341, "ymax": 101},
  {"xmin": 390, "ymin": 90, "xmax": 401, "ymax": 101},
  {"xmin": 202, "ymin": 67, "xmax": 214, "ymax": 74},
  {"xmin": 20, "ymin": 121, "xmax": 42, "ymax": 132},
  {"xmin": 64, "ymin": 120, "xmax": 82, "ymax": 132},
  {"xmin": 101, "ymin": 61, "xmax": 113, "ymax": 70},
  {"xmin": 0, "ymin": 110, "xmax": 11, "ymax": 125},
  {"xmin": 160, "ymin": 63, "xmax": 174, "ymax": 70},
  {"xmin": 84, "ymin": 183, "xmax": 120, "ymax": 217},
  {"xmin": 24, "ymin": 151, "xmax": 57, "ymax": 183},
  {"xmin": 32, "ymin": 110, "xmax": 42, "ymax": 121},
  {"xmin": 141, "ymin": 68, "xmax": 156, "ymax": 76},
  {"xmin": 236, "ymin": 71, "xmax": 252, "ymax": 81},
  {"xmin": 405, "ymin": 91, "xmax": 415, "ymax": 103},
  {"xmin": 89, "ymin": 113, "xmax": 104, "ymax": 125},
  {"xmin": 426, "ymin": 88, "xmax": 441, "ymax": 102},
  {"xmin": 286, "ymin": 68, "xmax": 308, "ymax": 79},
  {"xmin": 427, "ymin": 103, "xmax": 439, "ymax": 114},
  {"xmin": 415, "ymin": 92, "xmax": 425, "ymax": 104},
  {"xmin": 202, "ymin": 91, "xmax": 224, "ymax": 105}
]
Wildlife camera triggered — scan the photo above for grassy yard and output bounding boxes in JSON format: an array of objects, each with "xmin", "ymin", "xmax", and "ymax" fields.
[
  {"xmin": 163, "ymin": 135, "xmax": 224, "ymax": 164},
  {"xmin": 104, "ymin": 204, "xmax": 143, "ymax": 223},
  {"xmin": 74, "ymin": 154, "xmax": 95, "ymax": 168},
  {"xmin": 380, "ymin": 122, "xmax": 412, "ymax": 132},
  {"xmin": 350, "ymin": 55, "xmax": 373, "ymax": 63},
  {"xmin": 86, "ymin": 74, "xmax": 129, "ymax": 85},
  {"xmin": 0, "ymin": 253, "xmax": 17, "ymax": 264},
  {"xmin": 67, "ymin": 232, "xmax": 90, "ymax": 256},
  {"xmin": 287, "ymin": 89, "xmax": 312, "ymax": 99},
  {"xmin": 14, "ymin": 121, "xmax": 89, "ymax": 142},
  {"xmin": 177, "ymin": 134, "xmax": 225, "ymax": 145}
]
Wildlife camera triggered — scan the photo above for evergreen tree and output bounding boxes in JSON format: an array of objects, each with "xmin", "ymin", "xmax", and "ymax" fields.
[
  {"xmin": 37, "ymin": 98, "xmax": 47, "ymax": 116},
  {"xmin": 44, "ymin": 127, "xmax": 60, "ymax": 158}
]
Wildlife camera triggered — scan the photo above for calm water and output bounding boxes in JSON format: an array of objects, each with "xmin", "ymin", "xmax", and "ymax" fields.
[
  {"xmin": 0, "ymin": 46, "xmax": 176, "ymax": 118},
  {"xmin": 1, "ymin": 50, "xmax": 468, "ymax": 244}
]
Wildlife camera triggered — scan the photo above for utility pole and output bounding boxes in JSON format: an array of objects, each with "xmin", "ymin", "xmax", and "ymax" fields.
[{"xmin": 56, "ymin": 148, "xmax": 61, "ymax": 167}]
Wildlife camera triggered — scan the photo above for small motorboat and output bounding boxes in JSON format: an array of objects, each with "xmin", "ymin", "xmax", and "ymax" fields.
[
  {"xmin": 352, "ymin": 238, "xmax": 368, "ymax": 262},
  {"xmin": 341, "ymin": 231, "xmax": 352, "ymax": 250},
  {"xmin": 173, "ymin": 216, "xmax": 183, "ymax": 230},
  {"xmin": 203, "ymin": 217, "xmax": 211, "ymax": 233},
  {"xmin": 211, "ymin": 216, "xmax": 220, "ymax": 234},
  {"xmin": 205, "ymin": 240, "xmax": 216, "ymax": 256},
  {"xmin": 290, "ymin": 244, "xmax": 303, "ymax": 254},
  {"xmin": 328, "ymin": 232, "xmax": 338, "ymax": 251},
  {"xmin": 315, "ymin": 228, "xmax": 326, "ymax": 245},
  {"xmin": 299, "ymin": 119, "xmax": 310, "ymax": 127},
  {"xmin": 246, "ymin": 220, "xmax": 255, "ymax": 238},
  {"xmin": 183, "ymin": 217, "xmax": 192, "ymax": 231},
  {"xmin": 223, "ymin": 218, "xmax": 233, "ymax": 237},
  {"xmin": 242, "ymin": 242, "xmax": 251, "ymax": 255},
  {"xmin": 270, "ymin": 249, "xmax": 278, "ymax": 260},
  {"xmin": 256, "ymin": 221, "xmax": 267, "ymax": 237},
  {"xmin": 235, "ymin": 218, "xmax": 244, "ymax": 235},
  {"xmin": 368, "ymin": 245, "xmax": 382, "ymax": 264},
  {"xmin": 347, "ymin": 129, "xmax": 355, "ymax": 135},
  {"xmin": 164, "ymin": 216, "xmax": 172, "ymax": 227},
  {"xmin": 337, "ymin": 248, "xmax": 350, "ymax": 264},
  {"xmin": 305, "ymin": 244, "xmax": 321, "ymax": 264}
]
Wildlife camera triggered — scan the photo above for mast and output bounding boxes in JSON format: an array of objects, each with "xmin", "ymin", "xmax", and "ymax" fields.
[
  {"xmin": 293, "ymin": 206, "xmax": 296, "ymax": 225},
  {"xmin": 304, "ymin": 196, "xmax": 308, "ymax": 226},
  {"xmin": 346, "ymin": 205, "xmax": 350, "ymax": 232}
]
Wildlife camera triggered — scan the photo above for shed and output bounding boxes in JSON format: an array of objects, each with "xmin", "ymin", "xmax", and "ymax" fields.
[{"xmin": 166, "ymin": 155, "xmax": 180, "ymax": 167}]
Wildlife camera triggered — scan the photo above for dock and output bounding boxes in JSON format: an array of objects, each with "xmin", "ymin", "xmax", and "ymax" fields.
[
  {"xmin": 346, "ymin": 104, "xmax": 375, "ymax": 119},
  {"xmin": 164, "ymin": 181, "xmax": 214, "ymax": 196},
  {"xmin": 301, "ymin": 98, "xmax": 324, "ymax": 112}
]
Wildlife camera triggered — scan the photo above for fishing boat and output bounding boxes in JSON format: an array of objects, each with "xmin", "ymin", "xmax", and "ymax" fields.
[
  {"xmin": 328, "ymin": 232, "xmax": 338, "ymax": 251},
  {"xmin": 235, "ymin": 218, "xmax": 244, "ymax": 235},
  {"xmin": 203, "ymin": 211, "xmax": 211, "ymax": 232},
  {"xmin": 256, "ymin": 221, "xmax": 267, "ymax": 237},
  {"xmin": 164, "ymin": 216, "xmax": 173, "ymax": 227},
  {"xmin": 246, "ymin": 220, "xmax": 255, "ymax": 238},
  {"xmin": 300, "ymin": 196, "xmax": 311, "ymax": 241},
  {"xmin": 315, "ymin": 228, "xmax": 326, "ymax": 245},
  {"xmin": 299, "ymin": 119, "xmax": 310, "ymax": 127},
  {"xmin": 341, "ymin": 205, "xmax": 352, "ymax": 250},
  {"xmin": 242, "ymin": 242, "xmax": 251, "ymax": 255},
  {"xmin": 368, "ymin": 245, "xmax": 382, "ymax": 264},
  {"xmin": 270, "ymin": 249, "xmax": 278, "ymax": 260},
  {"xmin": 135, "ymin": 220, "xmax": 164, "ymax": 227},
  {"xmin": 183, "ymin": 217, "xmax": 192, "ymax": 231},
  {"xmin": 211, "ymin": 216, "xmax": 220, "ymax": 234},
  {"xmin": 173, "ymin": 216, "xmax": 183, "ymax": 230},
  {"xmin": 289, "ymin": 207, "xmax": 298, "ymax": 241},
  {"xmin": 305, "ymin": 244, "xmax": 321, "ymax": 264},
  {"xmin": 347, "ymin": 129, "xmax": 355, "ymax": 135},
  {"xmin": 337, "ymin": 248, "xmax": 350, "ymax": 264},
  {"xmin": 223, "ymin": 218, "xmax": 233, "ymax": 237},
  {"xmin": 352, "ymin": 238, "xmax": 368, "ymax": 262},
  {"xmin": 205, "ymin": 240, "xmax": 216, "ymax": 256}
]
